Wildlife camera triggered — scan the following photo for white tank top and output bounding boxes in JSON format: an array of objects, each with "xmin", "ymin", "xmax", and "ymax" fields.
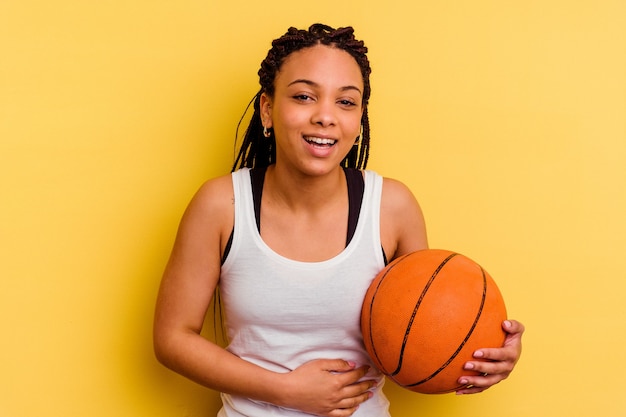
[{"xmin": 218, "ymin": 168, "xmax": 390, "ymax": 417}]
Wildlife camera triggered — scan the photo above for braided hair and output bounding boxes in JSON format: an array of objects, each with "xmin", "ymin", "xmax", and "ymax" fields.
[{"xmin": 232, "ymin": 23, "xmax": 372, "ymax": 171}]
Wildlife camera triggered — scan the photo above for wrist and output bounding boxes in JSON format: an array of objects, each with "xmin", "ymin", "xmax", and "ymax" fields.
[{"xmin": 266, "ymin": 370, "xmax": 293, "ymax": 408}]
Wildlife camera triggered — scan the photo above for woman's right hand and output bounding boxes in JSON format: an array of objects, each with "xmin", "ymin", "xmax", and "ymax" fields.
[
  {"xmin": 154, "ymin": 178, "xmax": 376, "ymax": 416},
  {"xmin": 277, "ymin": 359, "xmax": 377, "ymax": 417}
]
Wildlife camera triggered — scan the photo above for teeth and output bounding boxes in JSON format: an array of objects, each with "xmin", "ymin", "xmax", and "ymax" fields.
[{"xmin": 305, "ymin": 136, "xmax": 336, "ymax": 145}]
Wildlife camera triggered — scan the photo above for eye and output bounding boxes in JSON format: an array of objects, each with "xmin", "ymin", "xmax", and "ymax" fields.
[
  {"xmin": 338, "ymin": 99, "xmax": 358, "ymax": 108},
  {"xmin": 293, "ymin": 94, "xmax": 313, "ymax": 102}
]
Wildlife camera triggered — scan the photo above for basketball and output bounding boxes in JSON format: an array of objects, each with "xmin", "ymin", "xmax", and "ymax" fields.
[{"xmin": 361, "ymin": 249, "xmax": 507, "ymax": 394}]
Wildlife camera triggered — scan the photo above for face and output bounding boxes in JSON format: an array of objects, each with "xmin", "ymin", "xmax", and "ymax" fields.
[{"xmin": 260, "ymin": 44, "xmax": 364, "ymax": 176}]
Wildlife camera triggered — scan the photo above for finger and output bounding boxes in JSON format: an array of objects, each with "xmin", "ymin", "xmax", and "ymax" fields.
[
  {"xmin": 468, "ymin": 321, "xmax": 523, "ymax": 363},
  {"xmin": 463, "ymin": 354, "xmax": 514, "ymax": 378},
  {"xmin": 333, "ymin": 364, "xmax": 371, "ymax": 384},
  {"xmin": 471, "ymin": 341, "xmax": 519, "ymax": 363},
  {"xmin": 341, "ymin": 378, "xmax": 378, "ymax": 399},
  {"xmin": 327, "ymin": 381, "xmax": 376, "ymax": 417},
  {"xmin": 334, "ymin": 391, "xmax": 373, "ymax": 413},
  {"xmin": 463, "ymin": 360, "xmax": 494, "ymax": 375},
  {"xmin": 322, "ymin": 359, "xmax": 357, "ymax": 373},
  {"xmin": 328, "ymin": 405, "xmax": 360, "ymax": 417},
  {"xmin": 503, "ymin": 319, "xmax": 525, "ymax": 335},
  {"xmin": 455, "ymin": 384, "xmax": 488, "ymax": 395},
  {"xmin": 470, "ymin": 347, "xmax": 506, "ymax": 362},
  {"xmin": 456, "ymin": 373, "xmax": 496, "ymax": 395},
  {"xmin": 351, "ymin": 365, "xmax": 372, "ymax": 380}
]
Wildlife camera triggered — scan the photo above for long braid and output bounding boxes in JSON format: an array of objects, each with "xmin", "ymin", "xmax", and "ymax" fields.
[{"xmin": 232, "ymin": 24, "xmax": 372, "ymax": 172}]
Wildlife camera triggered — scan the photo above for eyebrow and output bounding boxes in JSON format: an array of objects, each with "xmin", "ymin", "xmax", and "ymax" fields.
[{"xmin": 287, "ymin": 79, "xmax": 363, "ymax": 95}]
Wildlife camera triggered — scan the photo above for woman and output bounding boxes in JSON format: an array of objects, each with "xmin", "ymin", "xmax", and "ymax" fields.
[{"xmin": 153, "ymin": 24, "xmax": 524, "ymax": 417}]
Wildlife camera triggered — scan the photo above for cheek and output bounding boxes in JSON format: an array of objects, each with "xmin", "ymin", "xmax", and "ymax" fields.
[
  {"xmin": 273, "ymin": 116, "xmax": 298, "ymax": 136},
  {"xmin": 343, "ymin": 115, "xmax": 362, "ymax": 136},
  {"xmin": 273, "ymin": 107, "xmax": 307, "ymax": 134}
]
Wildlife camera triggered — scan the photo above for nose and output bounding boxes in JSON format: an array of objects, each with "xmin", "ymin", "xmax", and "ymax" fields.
[{"xmin": 310, "ymin": 98, "xmax": 337, "ymax": 127}]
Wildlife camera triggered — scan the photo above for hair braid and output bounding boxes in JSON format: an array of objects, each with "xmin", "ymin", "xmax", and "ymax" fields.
[{"xmin": 232, "ymin": 23, "xmax": 372, "ymax": 172}]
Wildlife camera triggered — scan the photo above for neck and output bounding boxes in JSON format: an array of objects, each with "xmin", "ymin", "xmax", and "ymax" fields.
[{"xmin": 264, "ymin": 164, "xmax": 346, "ymax": 211}]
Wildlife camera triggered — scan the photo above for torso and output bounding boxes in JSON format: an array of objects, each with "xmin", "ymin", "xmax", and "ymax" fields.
[
  {"xmin": 214, "ymin": 165, "xmax": 426, "ymax": 265},
  {"xmin": 218, "ymin": 168, "xmax": 390, "ymax": 417}
]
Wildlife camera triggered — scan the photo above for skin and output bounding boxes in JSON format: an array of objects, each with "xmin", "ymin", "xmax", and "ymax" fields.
[{"xmin": 153, "ymin": 44, "xmax": 524, "ymax": 417}]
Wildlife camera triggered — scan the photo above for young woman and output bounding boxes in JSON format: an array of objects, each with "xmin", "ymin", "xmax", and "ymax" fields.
[{"xmin": 153, "ymin": 24, "xmax": 524, "ymax": 417}]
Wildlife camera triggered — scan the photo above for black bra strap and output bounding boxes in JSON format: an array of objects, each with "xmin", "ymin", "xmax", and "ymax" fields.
[
  {"xmin": 221, "ymin": 167, "xmax": 380, "ymax": 264},
  {"xmin": 251, "ymin": 167, "xmax": 363, "ymax": 242},
  {"xmin": 344, "ymin": 168, "xmax": 364, "ymax": 246},
  {"xmin": 250, "ymin": 166, "xmax": 268, "ymax": 232}
]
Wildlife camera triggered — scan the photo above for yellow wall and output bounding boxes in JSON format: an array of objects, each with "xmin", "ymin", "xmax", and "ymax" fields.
[{"xmin": 2, "ymin": 1, "xmax": 625, "ymax": 416}]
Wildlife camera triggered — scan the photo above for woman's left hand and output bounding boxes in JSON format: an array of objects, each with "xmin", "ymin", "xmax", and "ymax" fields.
[{"xmin": 455, "ymin": 319, "xmax": 525, "ymax": 395}]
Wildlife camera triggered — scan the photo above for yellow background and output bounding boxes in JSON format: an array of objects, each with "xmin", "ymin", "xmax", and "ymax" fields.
[{"xmin": 2, "ymin": 1, "xmax": 625, "ymax": 416}]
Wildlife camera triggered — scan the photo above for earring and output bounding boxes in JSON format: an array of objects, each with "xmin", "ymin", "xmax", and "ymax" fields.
[
  {"xmin": 263, "ymin": 126, "xmax": 271, "ymax": 138},
  {"xmin": 354, "ymin": 124, "xmax": 363, "ymax": 145}
]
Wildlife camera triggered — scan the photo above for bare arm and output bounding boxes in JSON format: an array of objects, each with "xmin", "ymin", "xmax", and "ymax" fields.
[
  {"xmin": 455, "ymin": 319, "xmax": 525, "ymax": 394},
  {"xmin": 380, "ymin": 177, "xmax": 429, "ymax": 261},
  {"xmin": 153, "ymin": 176, "xmax": 279, "ymax": 399},
  {"xmin": 153, "ymin": 176, "xmax": 375, "ymax": 417},
  {"xmin": 379, "ymin": 177, "xmax": 524, "ymax": 394}
]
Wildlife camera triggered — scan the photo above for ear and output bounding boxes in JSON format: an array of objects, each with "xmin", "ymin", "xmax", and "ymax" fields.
[{"xmin": 260, "ymin": 93, "xmax": 273, "ymax": 128}]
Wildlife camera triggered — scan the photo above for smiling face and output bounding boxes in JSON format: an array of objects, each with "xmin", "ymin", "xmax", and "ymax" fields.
[{"xmin": 260, "ymin": 44, "xmax": 365, "ymax": 177}]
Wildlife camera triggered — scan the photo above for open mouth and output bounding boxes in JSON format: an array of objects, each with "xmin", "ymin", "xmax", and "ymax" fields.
[{"xmin": 304, "ymin": 136, "xmax": 337, "ymax": 147}]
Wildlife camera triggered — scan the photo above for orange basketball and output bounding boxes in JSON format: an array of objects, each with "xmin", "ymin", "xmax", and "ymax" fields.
[{"xmin": 361, "ymin": 249, "xmax": 507, "ymax": 394}]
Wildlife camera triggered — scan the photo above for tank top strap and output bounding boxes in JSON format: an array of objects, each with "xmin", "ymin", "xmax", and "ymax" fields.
[
  {"xmin": 222, "ymin": 167, "xmax": 368, "ymax": 264},
  {"xmin": 344, "ymin": 168, "xmax": 364, "ymax": 246},
  {"xmin": 250, "ymin": 166, "xmax": 364, "ymax": 247},
  {"xmin": 250, "ymin": 166, "xmax": 267, "ymax": 232}
]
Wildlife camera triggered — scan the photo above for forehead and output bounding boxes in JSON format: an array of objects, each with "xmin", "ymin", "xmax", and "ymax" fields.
[{"xmin": 275, "ymin": 44, "xmax": 364, "ymax": 90}]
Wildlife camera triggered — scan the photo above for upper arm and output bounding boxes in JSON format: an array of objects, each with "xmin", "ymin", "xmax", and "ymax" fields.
[
  {"xmin": 380, "ymin": 177, "xmax": 428, "ymax": 262},
  {"xmin": 154, "ymin": 175, "xmax": 234, "ymax": 339}
]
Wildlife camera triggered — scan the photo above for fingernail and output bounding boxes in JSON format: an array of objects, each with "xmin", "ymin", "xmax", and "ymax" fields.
[
  {"xmin": 347, "ymin": 361, "xmax": 356, "ymax": 367},
  {"xmin": 459, "ymin": 378, "xmax": 468, "ymax": 385},
  {"xmin": 464, "ymin": 362, "xmax": 474, "ymax": 370},
  {"xmin": 504, "ymin": 320, "xmax": 512, "ymax": 328},
  {"xmin": 474, "ymin": 350, "xmax": 484, "ymax": 358}
]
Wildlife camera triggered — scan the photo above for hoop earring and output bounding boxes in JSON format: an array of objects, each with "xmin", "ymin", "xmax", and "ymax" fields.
[
  {"xmin": 263, "ymin": 126, "xmax": 271, "ymax": 138},
  {"xmin": 354, "ymin": 124, "xmax": 363, "ymax": 145}
]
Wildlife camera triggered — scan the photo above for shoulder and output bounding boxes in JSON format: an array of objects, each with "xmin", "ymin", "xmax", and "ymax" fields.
[
  {"xmin": 192, "ymin": 173, "xmax": 234, "ymax": 208},
  {"xmin": 176, "ymin": 174, "xmax": 235, "ymax": 249},
  {"xmin": 156, "ymin": 174, "xmax": 235, "ymax": 335},
  {"xmin": 183, "ymin": 173, "xmax": 234, "ymax": 220},
  {"xmin": 380, "ymin": 177, "xmax": 421, "ymax": 216},
  {"xmin": 380, "ymin": 176, "xmax": 429, "ymax": 261}
]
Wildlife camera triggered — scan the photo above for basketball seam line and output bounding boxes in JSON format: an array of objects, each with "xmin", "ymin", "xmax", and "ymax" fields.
[
  {"xmin": 366, "ymin": 253, "xmax": 410, "ymax": 374},
  {"xmin": 404, "ymin": 265, "xmax": 488, "ymax": 388},
  {"xmin": 391, "ymin": 252, "xmax": 458, "ymax": 377}
]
